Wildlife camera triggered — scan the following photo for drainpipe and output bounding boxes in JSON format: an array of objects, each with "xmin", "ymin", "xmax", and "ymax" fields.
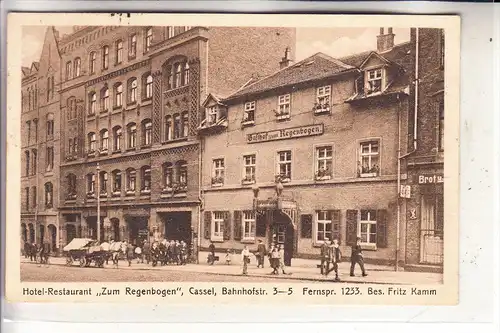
[
  {"xmin": 197, "ymin": 134, "xmax": 203, "ymax": 265},
  {"xmin": 396, "ymin": 95, "xmax": 402, "ymax": 272}
]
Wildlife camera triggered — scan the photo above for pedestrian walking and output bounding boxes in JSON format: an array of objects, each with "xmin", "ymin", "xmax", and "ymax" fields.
[
  {"xmin": 256, "ymin": 240, "xmax": 266, "ymax": 268},
  {"xmin": 270, "ymin": 246, "xmax": 279, "ymax": 275},
  {"xmin": 30, "ymin": 243, "xmax": 36, "ymax": 262},
  {"xmin": 330, "ymin": 238, "xmax": 342, "ymax": 281},
  {"xmin": 241, "ymin": 246, "xmax": 250, "ymax": 275},
  {"xmin": 320, "ymin": 239, "xmax": 330, "ymax": 275},
  {"xmin": 126, "ymin": 241, "xmax": 134, "ymax": 267},
  {"xmin": 278, "ymin": 245, "xmax": 286, "ymax": 274},
  {"xmin": 143, "ymin": 240, "xmax": 150, "ymax": 264},
  {"xmin": 350, "ymin": 237, "xmax": 367, "ymax": 277},
  {"xmin": 225, "ymin": 249, "xmax": 232, "ymax": 265},
  {"xmin": 208, "ymin": 242, "xmax": 216, "ymax": 265},
  {"xmin": 135, "ymin": 244, "xmax": 143, "ymax": 264},
  {"xmin": 101, "ymin": 239, "xmax": 110, "ymax": 265}
]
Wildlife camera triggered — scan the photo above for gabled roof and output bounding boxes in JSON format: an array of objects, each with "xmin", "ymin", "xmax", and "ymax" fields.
[
  {"xmin": 21, "ymin": 67, "xmax": 30, "ymax": 76},
  {"xmin": 30, "ymin": 62, "xmax": 40, "ymax": 72},
  {"xmin": 202, "ymin": 93, "xmax": 226, "ymax": 108},
  {"xmin": 226, "ymin": 52, "xmax": 356, "ymax": 101},
  {"xmin": 358, "ymin": 51, "xmax": 392, "ymax": 68},
  {"xmin": 341, "ymin": 41, "xmax": 413, "ymax": 72}
]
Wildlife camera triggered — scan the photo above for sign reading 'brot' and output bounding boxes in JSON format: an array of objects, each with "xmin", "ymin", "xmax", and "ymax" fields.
[{"xmin": 247, "ymin": 124, "xmax": 324, "ymax": 143}]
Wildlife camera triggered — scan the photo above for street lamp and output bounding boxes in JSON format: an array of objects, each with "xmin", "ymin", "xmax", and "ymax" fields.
[{"xmin": 96, "ymin": 162, "xmax": 101, "ymax": 243}]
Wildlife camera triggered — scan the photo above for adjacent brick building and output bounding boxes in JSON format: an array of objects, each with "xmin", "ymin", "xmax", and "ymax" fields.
[
  {"xmin": 199, "ymin": 28, "xmax": 414, "ymax": 266},
  {"xmin": 52, "ymin": 25, "xmax": 295, "ymax": 257}
]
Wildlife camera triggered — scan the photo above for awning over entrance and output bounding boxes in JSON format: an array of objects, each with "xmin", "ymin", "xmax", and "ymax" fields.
[{"xmin": 255, "ymin": 198, "xmax": 298, "ymax": 229}]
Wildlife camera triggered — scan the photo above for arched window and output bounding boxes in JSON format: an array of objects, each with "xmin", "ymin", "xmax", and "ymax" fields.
[
  {"xmin": 114, "ymin": 83, "xmax": 123, "ymax": 107},
  {"xmin": 173, "ymin": 113, "xmax": 181, "ymax": 139},
  {"xmin": 165, "ymin": 58, "xmax": 190, "ymax": 90},
  {"xmin": 102, "ymin": 45, "xmax": 109, "ymax": 69},
  {"xmin": 115, "ymin": 40, "xmax": 123, "ymax": 64},
  {"xmin": 126, "ymin": 168, "xmax": 136, "ymax": 193},
  {"xmin": 175, "ymin": 63, "xmax": 182, "ymax": 88},
  {"xmin": 183, "ymin": 62, "xmax": 190, "ymax": 86},
  {"xmin": 67, "ymin": 97, "xmax": 76, "ymax": 120},
  {"xmin": 89, "ymin": 51, "xmax": 97, "ymax": 74},
  {"xmin": 129, "ymin": 34, "xmax": 137, "ymax": 58},
  {"xmin": 101, "ymin": 87, "xmax": 109, "ymax": 112},
  {"xmin": 31, "ymin": 149, "xmax": 37, "ymax": 175},
  {"xmin": 89, "ymin": 92, "xmax": 97, "ymax": 115},
  {"xmin": 177, "ymin": 160, "xmax": 188, "ymax": 188},
  {"xmin": 99, "ymin": 171, "xmax": 108, "ymax": 195},
  {"xmin": 127, "ymin": 123, "xmax": 137, "ymax": 149},
  {"xmin": 162, "ymin": 162, "xmax": 173, "ymax": 189},
  {"xmin": 87, "ymin": 132, "xmax": 96, "ymax": 152},
  {"xmin": 143, "ymin": 73, "xmax": 153, "ymax": 99},
  {"xmin": 67, "ymin": 174, "xmax": 77, "ymax": 198},
  {"xmin": 141, "ymin": 166, "xmax": 151, "ymax": 192},
  {"xmin": 142, "ymin": 119, "xmax": 152, "ymax": 146},
  {"xmin": 46, "ymin": 113, "xmax": 54, "ymax": 137},
  {"xmin": 112, "ymin": 169, "xmax": 122, "ymax": 194},
  {"xmin": 87, "ymin": 173, "xmax": 96, "ymax": 195},
  {"xmin": 44, "ymin": 182, "xmax": 53, "ymax": 208},
  {"xmin": 100, "ymin": 129, "xmax": 109, "ymax": 151},
  {"xmin": 182, "ymin": 111, "xmax": 189, "ymax": 137},
  {"xmin": 24, "ymin": 150, "xmax": 30, "ymax": 176},
  {"xmin": 128, "ymin": 78, "xmax": 138, "ymax": 103},
  {"xmin": 166, "ymin": 26, "xmax": 174, "ymax": 39},
  {"xmin": 112, "ymin": 126, "xmax": 122, "ymax": 151},
  {"xmin": 73, "ymin": 57, "xmax": 81, "ymax": 77},
  {"xmin": 145, "ymin": 27, "xmax": 153, "ymax": 52},
  {"xmin": 65, "ymin": 61, "xmax": 72, "ymax": 80},
  {"xmin": 164, "ymin": 115, "xmax": 172, "ymax": 141}
]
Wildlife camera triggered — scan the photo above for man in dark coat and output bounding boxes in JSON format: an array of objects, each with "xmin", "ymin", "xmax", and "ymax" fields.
[
  {"xmin": 350, "ymin": 237, "xmax": 367, "ymax": 277},
  {"xmin": 256, "ymin": 240, "xmax": 267, "ymax": 268},
  {"xmin": 320, "ymin": 239, "xmax": 330, "ymax": 275},
  {"xmin": 208, "ymin": 242, "xmax": 215, "ymax": 265}
]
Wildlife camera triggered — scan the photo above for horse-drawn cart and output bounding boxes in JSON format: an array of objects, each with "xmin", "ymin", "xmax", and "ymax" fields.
[{"xmin": 63, "ymin": 238, "xmax": 109, "ymax": 268}]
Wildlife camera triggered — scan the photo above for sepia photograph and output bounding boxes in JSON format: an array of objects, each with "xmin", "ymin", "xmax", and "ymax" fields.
[{"xmin": 5, "ymin": 13, "xmax": 460, "ymax": 304}]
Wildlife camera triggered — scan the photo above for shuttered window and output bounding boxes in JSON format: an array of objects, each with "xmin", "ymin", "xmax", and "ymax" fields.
[
  {"xmin": 315, "ymin": 210, "xmax": 340, "ymax": 243},
  {"xmin": 345, "ymin": 209, "xmax": 388, "ymax": 248},
  {"xmin": 242, "ymin": 210, "xmax": 256, "ymax": 240},
  {"xmin": 300, "ymin": 214, "xmax": 312, "ymax": 239},
  {"xmin": 233, "ymin": 211, "xmax": 242, "ymax": 241}
]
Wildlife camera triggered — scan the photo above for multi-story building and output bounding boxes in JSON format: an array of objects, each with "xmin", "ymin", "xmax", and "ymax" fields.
[
  {"xmin": 20, "ymin": 26, "xmax": 62, "ymax": 253},
  {"xmin": 199, "ymin": 28, "xmax": 413, "ymax": 266},
  {"xmin": 55, "ymin": 25, "xmax": 295, "ymax": 257},
  {"xmin": 402, "ymin": 28, "xmax": 445, "ymax": 271}
]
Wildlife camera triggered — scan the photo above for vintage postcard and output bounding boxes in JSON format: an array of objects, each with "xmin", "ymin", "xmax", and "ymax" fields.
[{"xmin": 5, "ymin": 13, "xmax": 460, "ymax": 305}]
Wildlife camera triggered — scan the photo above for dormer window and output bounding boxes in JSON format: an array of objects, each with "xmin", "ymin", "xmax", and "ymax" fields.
[
  {"xmin": 207, "ymin": 106, "xmax": 218, "ymax": 125},
  {"xmin": 366, "ymin": 68, "xmax": 383, "ymax": 94},
  {"xmin": 199, "ymin": 94, "xmax": 228, "ymax": 134},
  {"xmin": 314, "ymin": 86, "xmax": 331, "ymax": 114}
]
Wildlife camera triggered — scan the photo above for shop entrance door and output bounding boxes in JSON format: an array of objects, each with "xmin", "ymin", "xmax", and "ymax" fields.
[
  {"xmin": 420, "ymin": 194, "xmax": 444, "ymax": 265},
  {"xmin": 271, "ymin": 212, "xmax": 295, "ymax": 266}
]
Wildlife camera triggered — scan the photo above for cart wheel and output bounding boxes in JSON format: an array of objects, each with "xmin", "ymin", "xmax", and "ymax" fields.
[{"xmin": 79, "ymin": 257, "xmax": 86, "ymax": 267}]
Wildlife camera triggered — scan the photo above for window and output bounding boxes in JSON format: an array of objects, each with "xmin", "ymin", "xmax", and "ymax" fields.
[
  {"xmin": 28, "ymin": 89, "xmax": 32, "ymax": 110},
  {"xmin": 24, "ymin": 151, "xmax": 30, "ymax": 176},
  {"xmin": 145, "ymin": 28, "xmax": 153, "ymax": 52},
  {"xmin": 315, "ymin": 210, "xmax": 340, "ymax": 242},
  {"xmin": 162, "ymin": 162, "xmax": 173, "ymax": 189},
  {"xmin": 89, "ymin": 92, "xmax": 97, "ymax": 115},
  {"xmin": 212, "ymin": 158, "xmax": 224, "ymax": 186},
  {"xmin": 144, "ymin": 74, "xmax": 153, "ymax": 99},
  {"xmin": 46, "ymin": 117, "xmax": 54, "ymax": 137},
  {"xmin": 166, "ymin": 26, "xmax": 175, "ymax": 38},
  {"xmin": 173, "ymin": 114, "xmax": 181, "ymax": 139},
  {"xmin": 87, "ymin": 173, "xmax": 96, "ymax": 194},
  {"xmin": 115, "ymin": 40, "xmax": 123, "ymax": 64},
  {"xmin": 112, "ymin": 170, "xmax": 122, "ymax": 194},
  {"xmin": 359, "ymin": 140, "xmax": 380, "ymax": 177},
  {"xmin": 182, "ymin": 112, "xmax": 189, "ymax": 137},
  {"xmin": 277, "ymin": 94, "xmax": 291, "ymax": 119},
  {"xmin": 207, "ymin": 105, "xmax": 218, "ymax": 124},
  {"xmin": 114, "ymin": 83, "xmax": 123, "ymax": 107},
  {"xmin": 46, "ymin": 77, "xmax": 52, "ymax": 102},
  {"xmin": 65, "ymin": 61, "xmax": 72, "ymax": 80},
  {"xmin": 67, "ymin": 174, "xmax": 77, "ymax": 198},
  {"xmin": 126, "ymin": 168, "xmax": 136, "ymax": 192},
  {"xmin": 164, "ymin": 116, "xmax": 172, "ymax": 141},
  {"xmin": 24, "ymin": 187, "xmax": 29, "ymax": 210},
  {"xmin": 87, "ymin": 132, "xmax": 96, "ymax": 153},
  {"xmin": 175, "ymin": 63, "xmax": 182, "ymax": 88},
  {"xmin": 73, "ymin": 136, "xmax": 78, "ymax": 154},
  {"xmin": 129, "ymin": 34, "xmax": 137, "ymax": 58},
  {"xmin": 316, "ymin": 146, "xmax": 333, "ymax": 180},
  {"xmin": 102, "ymin": 45, "xmax": 109, "ymax": 69},
  {"xmin": 26, "ymin": 120, "xmax": 31, "ymax": 144},
  {"xmin": 166, "ymin": 60, "xmax": 190, "ymax": 90},
  {"xmin": 31, "ymin": 186, "xmax": 37, "ymax": 209},
  {"xmin": 243, "ymin": 211, "xmax": 256, "ymax": 239},
  {"xmin": 438, "ymin": 100, "xmax": 444, "ymax": 151},
  {"xmin": 142, "ymin": 119, "xmax": 152, "ymax": 146},
  {"xmin": 67, "ymin": 97, "xmax": 77, "ymax": 120},
  {"xmin": 101, "ymin": 87, "xmax": 109, "ymax": 112},
  {"xmin": 99, "ymin": 171, "xmax": 108, "ymax": 195},
  {"xmin": 212, "ymin": 211, "xmax": 224, "ymax": 240},
  {"xmin": 127, "ymin": 123, "xmax": 137, "ymax": 149},
  {"xmin": 89, "ymin": 51, "xmax": 96, "ymax": 74},
  {"xmin": 183, "ymin": 62, "xmax": 190, "ymax": 86},
  {"xmin": 44, "ymin": 182, "xmax": 53, "ymax": 208},
  {"xmin": 177, "ymin": 160, "xmax": 188, "ymax": 188},
  {"xmin": 141, "ymin": 166, "xmax": 151, "ymax": 192},
  {"xmin": 100, "ymin": 129, "xmax": 109, "ymax": 151},
  {"xmin": 74, "ymin": 58, "xmax": 81, "ymax": 77},
  {"xmin": 277, "ymin": 150, "xmax": 292, "ymax": 181},
  {"xmin": 359, "ymin": 210, "xmax": 377, "ymax": 245},
  {"xmin": 111, "ymin": 126, "xmax": 121, "ymax": 151},
  {"xmin": 128, "ymin": 78, "xmax": 137, "ymax": 103},
  {"xmin": 315, "ymin": 86, "xmax": 331, "ymax": 113},
  {"xmin": 46, "ymin": 146, "xmax": 54, "ymax": 172},
  {"xmin": 33, "ymin": 119, "xmax": 38, "ymax": 142},
  {"xmin": 31, "ymin": 149, "xmax": 37, "ymax": 175},
  {"xmin": 243, "ymin": 154, "xmax": 256, "ymax": 183},
  {"xmin": 243, "ymin": 101, "xmax": 256, "ymax": 123},
  {"xmin": 366, "ymin": 69, "xmax": 383, "ymax": 94}
]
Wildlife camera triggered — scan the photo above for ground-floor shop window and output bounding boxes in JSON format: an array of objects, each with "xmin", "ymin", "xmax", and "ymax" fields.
[
  {"xmin": 242, "ymin": 210, "xmax": 256, "ymax": 240},
  {"xmin": 315, "ymin": 210, "xmax": 340, "ymax": 243},
  {"xmin": 359, "ymin": 210, "xmax": 377, "ymax": 245}
]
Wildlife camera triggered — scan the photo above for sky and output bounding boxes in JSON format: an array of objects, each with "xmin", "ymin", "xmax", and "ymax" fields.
[{"xmin": 21, "ymin": 26, "xmax": 410, "ymax": 67}]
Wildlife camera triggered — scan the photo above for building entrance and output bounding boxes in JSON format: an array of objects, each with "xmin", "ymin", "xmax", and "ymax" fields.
[
  {"xmin": 162, "ymin": 212, "xmax": 192, "ymax": 246},
  {"xmin": 270, "ymin": 212, "xmax": 295, "ymax": 266},
  {"xmin": 127, "ymin": 217, "xmax": 149, "ymax": 246}
]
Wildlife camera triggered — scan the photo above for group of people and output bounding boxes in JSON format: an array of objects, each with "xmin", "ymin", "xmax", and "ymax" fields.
[
  {"xmin": 150, "ymin": 239, "xmax": 189, "ymax": 266},
  {"xmin": 320, "ymin": 237, "xmax": 368, "ymax": 281},
  {"xmin": 229, "ymin": 240, "xmax": 287, "ymax": 276},
  {"xmin": 23, "ymin": 241, "xmax": 50, "ymax": 265}
]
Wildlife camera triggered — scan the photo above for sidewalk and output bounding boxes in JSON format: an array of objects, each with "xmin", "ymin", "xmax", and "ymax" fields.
[{"xmin": 21, "ymin": 253, "xmax": 442, "ymax": 285}]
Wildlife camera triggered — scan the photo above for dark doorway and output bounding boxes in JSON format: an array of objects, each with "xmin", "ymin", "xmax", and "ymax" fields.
[
  {"xmin": 39, "ymin": 224, "xmax": 45, "ymax": 244},
  {"xmin": 28, "ymin": 223, "xmax": 35, "ymax": 243},
  {"xmin": 21, "ymin": 223, "xmax": 27, "ymax": 243},
  {"xmin": 66, "ymin": 224, "xmax": 76, "ymax": 244},
  {"xmin": 111, "ymin": 218, "xmax": 120, "ymax": 241},
  {"xmin": 270, "ymin": 212, "xmax": 295, "ymax": 266},
  {"xmin": 162, "ymin": 212, "xmax": 192, "ymax": 246},
  {"xmin": 87, "ymin": 217, "xmax": 105, "ymax": 241},
  {"xmin": 48, "ymin": 224, "xmax": 57, "ymax": 252},
  {"xmin": 127, "ymin": 217, "xmax": 148, "ymax": 246}
]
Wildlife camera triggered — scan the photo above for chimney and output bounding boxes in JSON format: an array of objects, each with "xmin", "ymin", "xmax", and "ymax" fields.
[
  {"xmin": 377, "ymin": 27, "xmax": 395, "ymax": 53},
  {"xmin": 279, "ymin": 47, "xmax": 293, "ymax": 69}
]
